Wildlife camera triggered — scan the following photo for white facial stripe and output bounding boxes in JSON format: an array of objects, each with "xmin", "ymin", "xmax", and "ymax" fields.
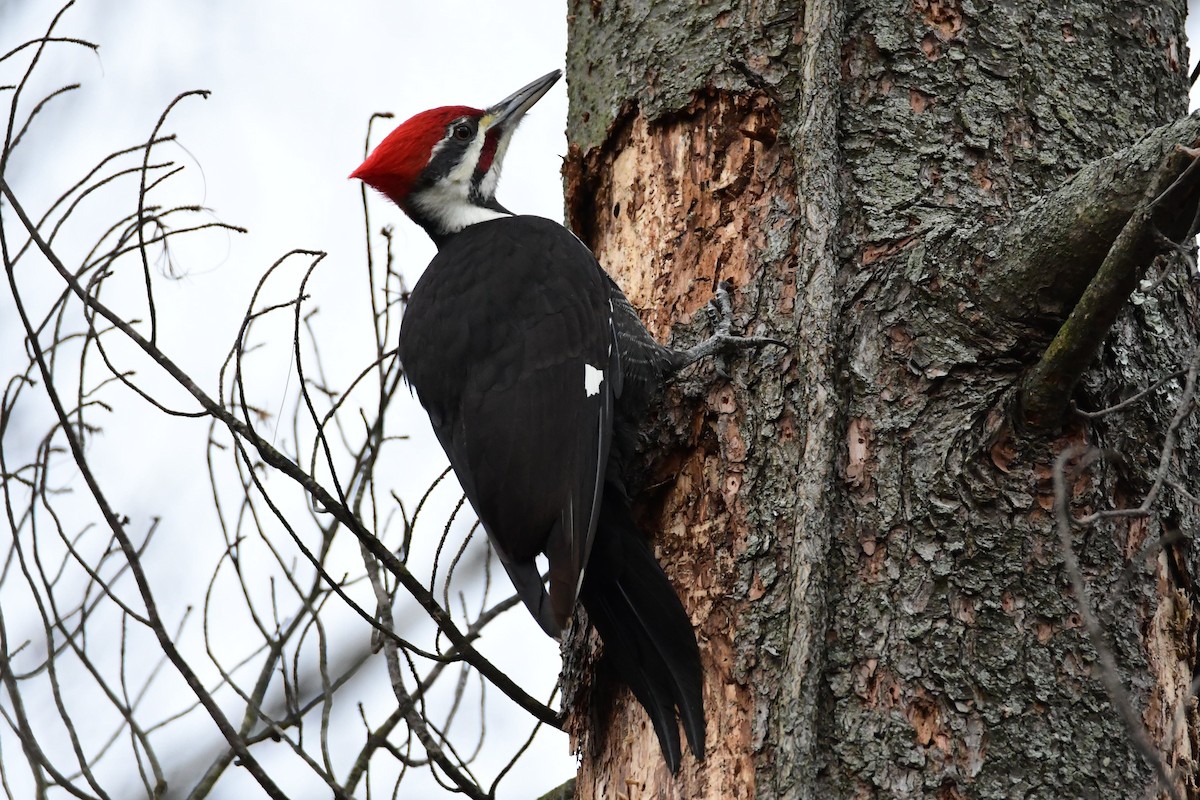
[
  {"xmin": 584, "ymin": 364, "xmax": 603, "ymax": 397},
  {"xmin": 447, "ymin": 125, "xmax": 488, "ymax": 184},
  {"xmin": 478, "ymin": 160, "xmax": 501, "ymax": 199},
  {"xmin": 427, "ymin": 134, "xmax": 452, "ymax": 161},
  {"xmin": 477, "ymin": 126, "xmax": 515, "ymax": 200}
]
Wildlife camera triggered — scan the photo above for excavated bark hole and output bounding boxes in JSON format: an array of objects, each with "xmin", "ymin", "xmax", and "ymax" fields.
[
  {"xmin": 566, "ymin": 90, "xmax": 783, "ymax": 336},
  {"xmin": 561, "ymin": 88, "xmax": 792, "ymax": 799},
  {"xmin": 912, "ymin": 0, "xmax": 964, "ymax": 39}
]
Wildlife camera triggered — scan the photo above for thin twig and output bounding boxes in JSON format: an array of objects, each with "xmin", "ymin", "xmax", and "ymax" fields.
[{"xmin": 1053, "ymin": 447, "xmax": 1184, "ymax": 800}]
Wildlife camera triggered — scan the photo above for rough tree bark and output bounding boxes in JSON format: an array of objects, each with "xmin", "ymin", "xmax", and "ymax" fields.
[{"xmin": 559, "ymin": 1, "xmax": 1200, "ymax": 799}]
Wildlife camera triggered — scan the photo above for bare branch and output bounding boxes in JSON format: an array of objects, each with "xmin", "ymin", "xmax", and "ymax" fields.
[
  {"xmin": 982, "ymin": 112, "xmax": 1200, "ymax": 332},
  {"xmin": 1, "ymin": 214, "xmax": 290, "ymax": 800},
  {"xmin": 1019, "ymin": 143, "xmax": 1200, "ymax": 431},
  {"xmin": 1053, "ymin": 447, "xmax": 1185, "ymax": 800}
]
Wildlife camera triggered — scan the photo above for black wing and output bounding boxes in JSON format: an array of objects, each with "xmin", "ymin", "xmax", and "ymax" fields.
[{"xmin": 399, "ymin": 215, "xmax": 616, "ymax": 635}]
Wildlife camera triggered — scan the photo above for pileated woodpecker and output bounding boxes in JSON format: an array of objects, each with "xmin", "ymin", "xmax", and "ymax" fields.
[{"xmin": 351, "ymin": 70, "xmax": 779, "ymax": 772}]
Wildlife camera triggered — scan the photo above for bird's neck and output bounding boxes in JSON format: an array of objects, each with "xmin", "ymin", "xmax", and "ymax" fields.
[{"xmin": 406, "ymin": 186, "xmax": 512, "ymax": 247}]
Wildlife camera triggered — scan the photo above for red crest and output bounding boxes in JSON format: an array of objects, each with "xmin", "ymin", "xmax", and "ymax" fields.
[{"xmin": 350, "ymin": 105, "xmax": 481, "ymax": 206}]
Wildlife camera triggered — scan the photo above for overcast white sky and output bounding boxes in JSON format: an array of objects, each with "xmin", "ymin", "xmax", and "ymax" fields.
[
  {"xmin": 3, "ymin": 2, "xmax": 1199, "ymax": 799},
  {"xmin": 2, "ymin": 2, "xmax": 574, "ymax": 798}
]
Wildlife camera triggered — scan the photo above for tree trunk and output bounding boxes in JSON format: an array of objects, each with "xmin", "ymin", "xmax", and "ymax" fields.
[{"xmin": 561, "ymin": 1, "xmax": 1200, "ymax": 799}]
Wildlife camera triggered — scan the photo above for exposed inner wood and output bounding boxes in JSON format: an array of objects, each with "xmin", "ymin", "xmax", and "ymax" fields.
[
  {"xmin": 562, "ymin": 89, "xmax": 791, "ymax": 800},
  {"xmin": 569, "ymin": 92, "xmax": 783, "ymax": 337}
]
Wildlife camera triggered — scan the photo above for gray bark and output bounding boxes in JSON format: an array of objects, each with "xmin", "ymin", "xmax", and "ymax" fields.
[{"xmin": 562, "ymin": 1, "xmax": 1199, "ymax": 799}]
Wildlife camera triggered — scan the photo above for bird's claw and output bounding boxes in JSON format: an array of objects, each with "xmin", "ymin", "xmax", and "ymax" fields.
[
  {"xmin": 703, "ymin": 280, "xmax": 737, "ymax": 339},
  {"xmin": 676, "ymin": 280, "xmax": 789, "ymax": 373}
]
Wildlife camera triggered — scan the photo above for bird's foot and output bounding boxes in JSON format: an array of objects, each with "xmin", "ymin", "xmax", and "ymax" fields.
[{"xmin": 673, "ymin": 280, "xmax": 788, "ymax": 376}]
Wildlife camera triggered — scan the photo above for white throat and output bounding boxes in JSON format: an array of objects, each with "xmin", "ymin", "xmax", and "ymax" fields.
[{"xmin": 409, "ymin": 181, "xmax": 510, "ymax": 235}]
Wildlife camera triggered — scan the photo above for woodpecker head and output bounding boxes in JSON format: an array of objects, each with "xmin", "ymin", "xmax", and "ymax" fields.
[{"xmin": 351, "ymin": 70, "xmax": 561, "ymax": 242}]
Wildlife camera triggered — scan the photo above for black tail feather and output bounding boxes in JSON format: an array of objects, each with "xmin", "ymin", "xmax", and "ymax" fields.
[{"xmin": 578, "ymin": 493, "xmax": 705, "ymax": 772}]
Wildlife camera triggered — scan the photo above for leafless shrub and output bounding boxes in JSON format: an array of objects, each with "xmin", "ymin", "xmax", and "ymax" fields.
[{"xmin": 0, "ymin": 5, "xmax": 557, "ymax": 798}]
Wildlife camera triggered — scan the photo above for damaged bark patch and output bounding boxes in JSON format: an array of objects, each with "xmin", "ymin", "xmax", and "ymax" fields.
[
  {"xmin": 1144, "ymin": 551, "xmax": 1198, "ymax": 797},
  {"xmin": 565, "ymin": 90, "xmax": 785, "ymax": 339},
  {"xmin": 845, "ymin": 416, "xmax": 875, "ymax": 497},
  {"xmin": 562, "ymin": 87, "xmax": 796, "ymax": 800},
  {"xmin": 907, "ymin": 693, "xmax": 946, "ymax": 749},
  {"xmin": 912, "ymin": 0, "xmax": 965, "ymax": 39},
  {"xmin": 566, "ymin": 394, "xmax": 757, "ymax": 799}
]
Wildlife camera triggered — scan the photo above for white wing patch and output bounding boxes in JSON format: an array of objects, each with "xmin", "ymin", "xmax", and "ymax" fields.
[{"xmin": 584, "ymin": 364, "xmax": 604, "ymax": 397}]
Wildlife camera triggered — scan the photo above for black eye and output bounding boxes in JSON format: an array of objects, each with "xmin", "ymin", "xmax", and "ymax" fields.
[{"xmin": 452, "ymin": 123, "xmax": 473, "ymax": 141}]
